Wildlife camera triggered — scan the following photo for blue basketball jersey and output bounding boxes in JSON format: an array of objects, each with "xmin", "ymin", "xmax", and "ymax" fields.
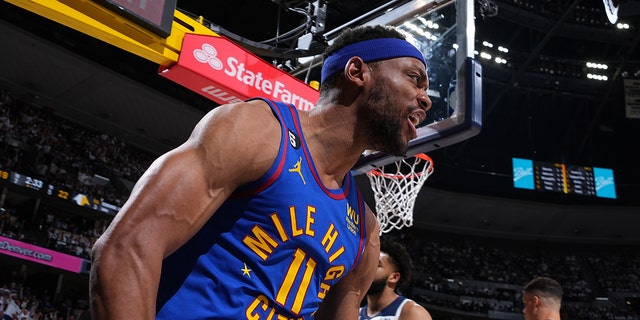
[
  {"xmin": 156, "ymin": 98, "xmax": 368, "ymax": 319},
  {"xmin": 359, "ymin": 296, "xmax": 409, "ymax": 320}
]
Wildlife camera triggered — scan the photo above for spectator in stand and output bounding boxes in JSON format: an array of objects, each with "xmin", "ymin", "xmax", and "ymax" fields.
[
  {"xmin": 3, "ymin": 293, "xmax": 21, "ymax": 320},
  {"xmin": 522, "ymin": 276, "xmax": 563, "ymax": 320},
  {"xmin": 0, "ymin": 291, "xmax": 6, "ymax": 318},
  {"xmin": 16, "ymin": 308, "xmax": 33, "ymax": 320}
]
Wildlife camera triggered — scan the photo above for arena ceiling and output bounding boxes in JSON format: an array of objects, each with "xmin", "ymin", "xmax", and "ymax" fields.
[{"xmin": 0, "ymin": 0, "xmax": 639, "ymax": 243}]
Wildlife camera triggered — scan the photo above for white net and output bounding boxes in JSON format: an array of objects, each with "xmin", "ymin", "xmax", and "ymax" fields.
[{"xmin": 366, "ymin": 154, "xmax": 434, "ymax": 235}]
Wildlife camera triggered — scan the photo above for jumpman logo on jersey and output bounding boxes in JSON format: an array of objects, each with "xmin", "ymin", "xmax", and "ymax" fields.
[{"xmin": 289, "ymin": 157, "xmax": 306, "ymax": 184}]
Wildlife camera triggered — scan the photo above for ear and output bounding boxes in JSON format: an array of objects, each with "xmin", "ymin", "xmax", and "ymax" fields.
[
  {"xmin": 388, "ymin": 272, "xmax": 401, "ymax": 285},
  {"xmin": 343, "ymin": 56, "xmax": 368, "ymax": 87},
  {"xmin": 532, "ymin": 295, "xmax": 541, "ymax": 307}
]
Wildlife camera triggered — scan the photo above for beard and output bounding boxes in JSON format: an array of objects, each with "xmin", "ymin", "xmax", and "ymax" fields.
[
  {"xmin": 367, "ymin": 277, "xmax": 388, "ymax": 295},
  {"xmin": 359, "ymin": 82, "xmax": 409, "ymax": 156}
]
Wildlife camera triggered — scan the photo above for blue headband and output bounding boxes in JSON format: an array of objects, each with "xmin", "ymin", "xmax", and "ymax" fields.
[{"xmin": 320, "ymin": 38, "xmax": 426, "ymax": 83}]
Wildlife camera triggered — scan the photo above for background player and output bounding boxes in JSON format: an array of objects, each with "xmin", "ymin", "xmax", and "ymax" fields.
[
  {"xmin": 359, "ymin": 238, "xmax": 433, "ymax": 320},
  {"xmin": 522, "ymin": 276, "xmax": 564, "ymax": 320}
]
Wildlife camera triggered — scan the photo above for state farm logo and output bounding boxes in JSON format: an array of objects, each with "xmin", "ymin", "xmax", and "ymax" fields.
[
  {"xmin": 189, "ymin": 39, "xmax": 316, "ymax": 110},
  {"xmin": 193, "ymin": 44, "xmax": 223, "ymax": 70}
]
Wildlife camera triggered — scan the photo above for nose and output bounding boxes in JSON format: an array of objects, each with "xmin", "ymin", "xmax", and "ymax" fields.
[{"xmin": 417, "ymin": 91, "xmax": 432, "ymax": 112}]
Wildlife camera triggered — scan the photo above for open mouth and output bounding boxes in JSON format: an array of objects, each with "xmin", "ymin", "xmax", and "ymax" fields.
[
  {"xmin": 408, "ymin": 114, "xmax": 420, "ymax": 127},
  {"xmin": 407, "ymin": 107, "xmax": 427, "ymax": 128},
  {"xmin": 409, "ymin": 113, "xmax": 422, "ymax": 127}
]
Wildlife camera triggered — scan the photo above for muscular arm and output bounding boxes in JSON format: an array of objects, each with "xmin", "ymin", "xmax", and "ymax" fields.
[
  {"xmin": 89, "ymin": 100, "xmax": 279, "ymax": 320},
  {"xmin": 314, "ymin": 205, "xmax": 380, "ymax": 320}
]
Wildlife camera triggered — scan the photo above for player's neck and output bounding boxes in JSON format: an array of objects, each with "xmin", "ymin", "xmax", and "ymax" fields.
[
  {"xmin": 537, "ymin": 311, "xmax": 561, "ymax": 320},
  {"xmin": 303, "ymin": 108, "xmax": 367, "ymax": 180},
  {"xmin": 367, "ymin": 290, "xmax": 399, "ymax": 314}
]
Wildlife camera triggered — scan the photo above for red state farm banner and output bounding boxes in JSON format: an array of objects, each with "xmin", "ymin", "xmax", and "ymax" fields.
[{"xmin": 159, "ymin": 33, "xmax": 319, "ymax": 110}]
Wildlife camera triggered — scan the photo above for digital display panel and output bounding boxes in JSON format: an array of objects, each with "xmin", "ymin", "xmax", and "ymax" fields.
[
  {"xmin": 512, "ymin": 158, "xmax": 617, "ymax": 199},
  {"xmin": 0, "ymin": 168, "xmax": 121, "ymax": 215},
  {"xmin": 93, "ymin": 0, "xmax": 177, "ymax": 37}
]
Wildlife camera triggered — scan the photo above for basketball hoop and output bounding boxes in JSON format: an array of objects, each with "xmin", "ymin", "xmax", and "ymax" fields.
[{"xmin": 366, "ymin": 153, "xmax": 434, "ymax": 235}]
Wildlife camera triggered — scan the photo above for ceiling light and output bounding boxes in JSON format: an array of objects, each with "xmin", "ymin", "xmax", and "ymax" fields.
[{"xmin": 616, "ymin": 22, "xmax": 629, "ymax": 29}]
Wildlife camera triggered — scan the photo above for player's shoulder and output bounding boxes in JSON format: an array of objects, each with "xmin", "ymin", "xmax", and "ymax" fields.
[
  {"xmin": 400, "ymin": 298, "xmax": 432, "ymax": 320},
  {"xmin": 193, "ymin": 99, "xmax": 279, "ymax": 138},
  {"xmin": 190, "ymin": 99, "xmax": 282, "ymax": 172},
  {"xmin": 210, "ymin": 98, "xmax": 274, "ymax": 119}
]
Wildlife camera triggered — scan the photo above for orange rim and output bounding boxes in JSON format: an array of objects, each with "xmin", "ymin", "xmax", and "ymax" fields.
[{"xmin": 366, "ymin": 153, "xmax": 434, "ymax": 179}]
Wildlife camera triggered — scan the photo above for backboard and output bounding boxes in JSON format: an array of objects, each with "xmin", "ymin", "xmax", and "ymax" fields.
[{"xmin": 350, "ymin": 0, "xmax": 482, "ymax": 174}]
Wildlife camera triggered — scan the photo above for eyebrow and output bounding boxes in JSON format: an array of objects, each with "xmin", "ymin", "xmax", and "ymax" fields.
[
  {"xmin": 416, "ymin": 67, "xmax": 429, "ymax": 89},
  {"xmin": 408, "ymin": 62, "xmax": 427, "ymax": 78},
  {"xmin": 417, "ymin": 67, "xmax": 427, "ymax": 79}
]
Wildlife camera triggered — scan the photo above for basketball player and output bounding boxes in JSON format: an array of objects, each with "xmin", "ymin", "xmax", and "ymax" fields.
[
  {"xmin": 522, "ymin": 276, "xmax": 563, "ymax": 320},
  {"xmin": 90, "ymin": 24, "xmax": 432, "ymax": 320},
  {"xmin": 359, "ymin": 239, "xmax": 433, "ymax": 320}
]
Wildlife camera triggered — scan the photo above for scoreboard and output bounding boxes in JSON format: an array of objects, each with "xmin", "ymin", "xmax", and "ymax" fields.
[
  {"xmin": 512, "ymin": 158, "xmax": 617, "ymax": 199},
  {"xmin": 0, "ymin": 168, "xmax": 121, "ymax": 215}
]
